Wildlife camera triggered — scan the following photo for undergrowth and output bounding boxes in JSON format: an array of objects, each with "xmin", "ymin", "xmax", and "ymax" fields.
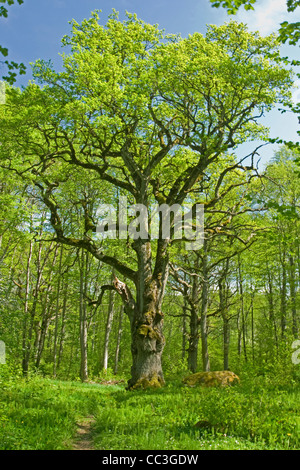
[{"xmin": 0, "ymin": 364, "xmax": 299, "ymax": 450}]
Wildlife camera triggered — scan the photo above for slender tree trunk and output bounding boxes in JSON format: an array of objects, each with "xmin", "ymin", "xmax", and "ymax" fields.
[
  {"xmin": 35, "ymin": 300, "xmax": 55, "ymax": 368},
  {"xmin": 57, "ymin": 276, "xmax": 68, "ymax": 371},
  {"xmin": 114, "ymin": 305, "xmax": 124, "ymax": 375},
  {"xmin": 23, "ymin": 215, "xmax": 50, "ymax": 371},
  {"xmin": 187, "ymin": 265, "xmax": 200, "ymax": 373},
  {"xmin": 223, "ymin": 317, "xmax": 230, "ymax": 371},
  {"xmin": 35, "ymin": 245, "xmax": 59, "ymax": 368},
  {"xmin": 53, "ymin": 246, "xmax": 63, "ymax": 377},
  {"xmin": 219, "ymin": 276, "xmax": 230, "ymax": 371},
  {"xmin": 237, "ymin": 277, "xmax": 242, "ymax": 360},
  {"xmin": 25, "ymin": 241, "xmax": 44, "ymax": 369},
  {"xmin": 289, "ymin": 255, "xmax": 298, "ymax": 338},
  {"xmin": 103, "ymin": 271, "xmax": 116, "ymax": 372},
  {"xmin": 250, "ymin": 288, "xmax": 255, "ymax": 364},
  {"xmin": 181, "ymin": 291, "xmax": 188, "ymax": 362},
  {"xmin": 22, "ymin": 240, "xmax": 33, "ymax": 375},
  {"xmin": 267, "ymin": 268, "xmax": 278, "ymax": 353},
  {"xmin": 237, "ymin": 254, "xmax": 247, "ymax": 363},
  {"xmin": 79, "ymin": 249, "xmax": 89, "ymax": 382},
  {"xmin": 280, "ymin": 258, "xmax": 287, "ymax": 338},
  {"xmin": 188, "ymin": 303, "xmax": 199, "ymax": 373},
  {"xmin": 200, "ymin": 239, "xmax": 210, "ymax": 372}
]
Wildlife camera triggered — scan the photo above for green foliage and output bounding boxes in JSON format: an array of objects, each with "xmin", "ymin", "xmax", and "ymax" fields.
[
  {"xmin": 209, "ymin": 0, "xmax": 300, "ymax": 55},
  {"xmin": 210, "ymin": 0, "xmax": 300, "ymax": 14},
  {"xmin": 210, "ymin": 0, "xmax": 256, "ymax": 15},
  {"xmin": 0, "ymin": 0, "xmax": 23, "ymax": 19},
  {"xmin": 279, "ymin": 21, "xmax": 300, "ymax": 45},
  {"xmin": 0, "ymin": 0, "xmax": 26, "ymax": 84}
]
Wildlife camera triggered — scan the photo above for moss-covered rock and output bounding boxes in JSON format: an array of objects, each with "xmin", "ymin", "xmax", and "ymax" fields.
[{"xmin": 183, "ymin": 370, "xmax": 240, "ymax": 388}]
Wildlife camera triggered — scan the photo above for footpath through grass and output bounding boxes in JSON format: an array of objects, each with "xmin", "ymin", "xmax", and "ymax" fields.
[{"xmin": 0, "ymin": 369, "xmax": 299, "ymax": 450}]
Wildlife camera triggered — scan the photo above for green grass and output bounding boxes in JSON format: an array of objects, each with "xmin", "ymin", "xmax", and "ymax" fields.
[
  {"xmin": 0, "ymin": 369, "xmax": 299, "ymax": 450},
  {"xmin": 0, "ymin": 370, "xmax": 121, "ymax": 450},
  {"xmin": 92, "ymin": 381, "xmax": 300, "ymax": 450}
]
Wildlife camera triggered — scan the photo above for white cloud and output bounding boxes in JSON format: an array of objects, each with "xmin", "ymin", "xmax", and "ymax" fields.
[
  {"xmin": 234, "ymin": 0, "xmax": 295, "ymax": 36},
  {"xmin": 292, "ymin": 79, "xmax": 300, "ymax": 104}
]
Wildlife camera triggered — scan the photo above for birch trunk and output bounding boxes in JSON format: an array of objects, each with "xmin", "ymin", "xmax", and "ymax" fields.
[{"xmin": 200, "ymin": 239, "xmax": 210, "ymax": 372}]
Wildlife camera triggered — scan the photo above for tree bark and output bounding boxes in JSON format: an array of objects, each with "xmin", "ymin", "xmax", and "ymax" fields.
[
  {"xmin": 53, "ymin": 245, "xmax": 63, "ymax": 377},
  {"xmin": 181, "ymin": 287, "xmax": 188, "ymax": 362},
  {"xmin": 218, "ymin": 274, "xmax": 230, "ymax": 371},
  {"xmin": 56, "ymin": 274, "xmax": 68, "ymax": 372},
  {"xmin": 188, "ymin": 303, "xmax": 199, "ymax": 373},
  {"xmin": 124, "ymin": 238, "xmax": 168, "ymax": 390},
  {"xmin": 267, "ymin": 267, "xmax": 278, "ymax": 353},
  {"xmin": 79, "ymin": 249, "xmax": 89, "ymax": 382},
  {"xmin": 289, "ymin": 255, "xmax": 298, "ymax": 339},
  {"xmin": 200, "ymin": 239, "xmax": 210, "ymax": 372},
  {"xmin": 103, "ymin": 271, "xmax": 116, "ymax": 372},
  {"xmin": 114, "ymin": 305, "xmax": 124, "ymax": 375},
  {"xmin": 22, "ymin": 239, "xmax": 33, "ymax": 375},
  {"xmin": 237, "ymin": 254, "xmax": 247, "ymax": 363},
  {"xmin": 35, "ymin": 244, "xmax": 59, "ymax": 369}
]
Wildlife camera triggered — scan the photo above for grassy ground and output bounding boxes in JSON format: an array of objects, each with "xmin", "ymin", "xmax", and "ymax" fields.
[{"xmin": 0, "ymin": 369, "xmax": 299, "ymax": 450}]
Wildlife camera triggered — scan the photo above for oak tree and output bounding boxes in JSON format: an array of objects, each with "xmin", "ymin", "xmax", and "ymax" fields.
[{"xmin": 0, "ymin": 11, "xmax": 292, "ymax": 388}]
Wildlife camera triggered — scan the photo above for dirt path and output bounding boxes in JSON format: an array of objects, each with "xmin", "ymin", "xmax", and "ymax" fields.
[{"xmin": 72, "ymin": 416, "xmax": 95, "ymax": 450}]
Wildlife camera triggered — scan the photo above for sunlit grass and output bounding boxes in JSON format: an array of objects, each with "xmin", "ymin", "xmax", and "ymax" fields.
[
  {"xmin": 93, "ymin": 381, "xmax": 300, "ymax": 450},
  {"xmin": 0, "ymin": 370, "xmax": 299, "ymax": 450}
]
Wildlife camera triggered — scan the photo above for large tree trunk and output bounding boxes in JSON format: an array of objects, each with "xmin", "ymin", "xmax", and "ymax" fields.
[
  {"xmin": 128, "ymin": 312, "xmax": 165, "ymax": 390},
  {"xmin": 114, "ymin": 237, "xmax": 168, "ymax": 390}
]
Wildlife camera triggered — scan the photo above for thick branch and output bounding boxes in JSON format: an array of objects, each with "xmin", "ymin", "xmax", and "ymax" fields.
[{"xmin": 35, "ymin": 182, "xmax": 137, "ymax": 281}]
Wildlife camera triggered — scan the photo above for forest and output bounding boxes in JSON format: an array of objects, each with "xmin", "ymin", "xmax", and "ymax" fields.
[{"xmin": 0, "ymin": 0, "xmax": 300, "ymax": 452}]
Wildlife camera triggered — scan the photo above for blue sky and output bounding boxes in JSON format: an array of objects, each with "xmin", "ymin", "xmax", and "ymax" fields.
[{"xmin": 1, "ymin": 0, "xmax": 300, "ymax": 165}]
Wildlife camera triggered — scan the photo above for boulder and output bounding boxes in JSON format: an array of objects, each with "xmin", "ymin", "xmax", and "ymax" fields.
[{"xmin": 183, "ymin": 370, "xmax": 240, "ymax": 388}]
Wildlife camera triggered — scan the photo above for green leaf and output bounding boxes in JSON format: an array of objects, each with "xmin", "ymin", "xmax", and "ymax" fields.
[
  {"xmin": 0, "ymin": 45, "xmax": 8, "ymax": 57},
  {"xmin": 0, "ymin": 6, "xmax": 8, "ymax": 17}
]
